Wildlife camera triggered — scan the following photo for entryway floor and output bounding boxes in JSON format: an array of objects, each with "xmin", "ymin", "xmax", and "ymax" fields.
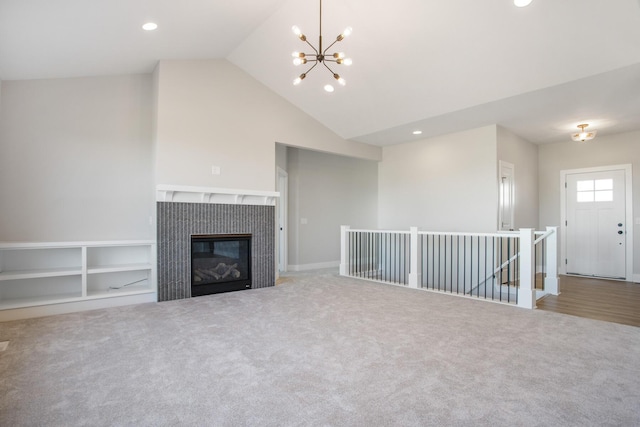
[{"xmin": 537, "ymin": 275, "xmax": 640, "ymax": 327}]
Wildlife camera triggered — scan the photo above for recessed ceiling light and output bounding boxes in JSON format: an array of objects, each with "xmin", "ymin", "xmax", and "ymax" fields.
[
  {"xmin": 142, "ymin": 22, "xmax": 158, "ymax": 31},
  {"xmin": 324, "ymin": 84, "xmax": 335, "ymax": 93},
  {"xmin": 412, "ymin": 130, "xmax": 422, "ymax": 135},
  {"xmin": 514, "ymin": 0, "xmax": 532, "ymax": 7}
]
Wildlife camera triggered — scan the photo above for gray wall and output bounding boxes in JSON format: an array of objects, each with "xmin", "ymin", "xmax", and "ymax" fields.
[
  {"xmin": 286, "ymin": 147, "xmax": 378, "ymax": 269},
  {"xmin": 0, "ymin": 75, "xmax": 154, "ymax": 241},
  {"xmin": 539, "ymin": 130, "xmax": 640, "ymax": 278},
  {"xmin": 378, "ymin": 125, "xmax": 498, "ymax": 232},
  {"xmin": 154, "ymin": 60, "xmax": 380, "ymax": 192}
]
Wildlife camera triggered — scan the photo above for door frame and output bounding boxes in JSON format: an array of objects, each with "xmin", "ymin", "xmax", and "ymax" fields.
[
  {"xmin": 560, "ymin": 164, "xmax": 633, "ymax": 281},
  {"xmin": 498, "ymin": 160, "xmax": 515, "ymax": 231},
  {"xmin": 276, "ymin": 167, "xmax": 288, "ymax": 274}
]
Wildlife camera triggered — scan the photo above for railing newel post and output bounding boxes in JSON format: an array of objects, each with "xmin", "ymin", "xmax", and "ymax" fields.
[
  {"xmin": 517, "ymin": 228, "xmax": 536, "ymax": 309},
  {"xmin": 340, "ymin": 225, "xmax": 350, "ymax": 276},
  {"xmin": 544, "ymin": 226, "xmax": 560, "ymax": 295},
  {"xmin": 409, "ymin": 227, "xmax": 421, "ymax": 288}
]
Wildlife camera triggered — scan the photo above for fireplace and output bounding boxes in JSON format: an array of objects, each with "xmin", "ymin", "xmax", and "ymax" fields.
[
  {"xmin": 191, "ymin": 234, "xmax": 252, "ymax": 296},
  {"xmin": 157, "ymin": 186, "xmax": 277, "ymax": 302}
]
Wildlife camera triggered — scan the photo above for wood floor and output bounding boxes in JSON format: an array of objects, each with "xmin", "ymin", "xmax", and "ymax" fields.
[{"xmin": 536, "ymin": 275, "xmax": 640, "ymax": 327}]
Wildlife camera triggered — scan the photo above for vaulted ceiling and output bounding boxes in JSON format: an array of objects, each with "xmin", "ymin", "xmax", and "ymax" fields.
[{"xmin": 1, "ymin": 0, "xmax": 639, "ymax": 146}]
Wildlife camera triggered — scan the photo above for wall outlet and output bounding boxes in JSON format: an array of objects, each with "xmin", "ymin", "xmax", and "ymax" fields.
[{"xmin": 211, "ymin": 165, "xmax": 221, "ymax": 175}]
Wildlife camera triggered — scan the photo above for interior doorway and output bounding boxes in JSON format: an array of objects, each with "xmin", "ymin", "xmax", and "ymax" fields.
[{"xmin": 561, "ymin": 165, "xmax": 633, "ymax": 281}]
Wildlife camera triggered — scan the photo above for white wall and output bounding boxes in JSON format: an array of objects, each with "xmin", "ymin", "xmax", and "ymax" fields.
[
  {"xmin": 154, "ymin": 60, "xmax": 381, "ymax": 191},
  {"xmin": 497, "ymin": 126, "xmax": 539, "ymax": 229},
  {"xmin": 287, "ymin": 147, "xmax": 378, "ymax": 269},
  {"xmin": 378, "ymin": 125, "xmax": 498, "ymax": 232},
  {"xmin": 539, "ymin": 130, "xmax": 640, "ymax": 277},
  {"xmin": 0, "ymin": 75, "xmax": 154, "ymax": 241}
]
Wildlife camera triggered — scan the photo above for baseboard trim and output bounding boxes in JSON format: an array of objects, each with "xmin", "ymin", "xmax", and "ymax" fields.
[
  {"xmin": 633, "ymin": 274, "xmax": 640, "ymax": 283},
  {"xmin": 287, "ymin": 261, "xmax": 340, "ymax": 272},
  {"xmin": 0, "ymin": 293, "xmax": 157, "ymax": 322}
]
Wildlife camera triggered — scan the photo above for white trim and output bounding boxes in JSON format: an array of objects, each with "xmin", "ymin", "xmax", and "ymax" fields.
[
  {"xmin": 276, "ymin": 168, "xmax": 288, "ymax": 273},
  {"xmin": 156, "ymin": 184, "xmax": 279, "ymax": 206},
  {"xmin": 0, "ymin": 292, "xmax": 156, "ymax": 322},
  {"xmin": 498, "ymin": 160, "xmax": 515, "ymax": 231},
  {"xmin": 287, "ymin": 261, "xmax": 339, "ymax": 272},
  {"xmin": 633, "ymin": 274, "xmax": 640, "ymax": 284},
  {"xmin": 0, "ymin": 240, "xmax": 155, "ymax": 249},
  {"xmin": 560, "ymin": 164, "xmax": 633, "ymax": 281}
]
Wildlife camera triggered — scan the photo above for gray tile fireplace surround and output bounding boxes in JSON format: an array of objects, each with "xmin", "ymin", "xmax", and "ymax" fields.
[{"xmin": 157, "ymin": 202, "xmax": 275, "ymax": 302}]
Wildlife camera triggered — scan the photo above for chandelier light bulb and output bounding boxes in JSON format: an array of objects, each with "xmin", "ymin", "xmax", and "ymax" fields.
[
  {"xmin": 292, "ymin": 51, "xmax": 300, "ymax": 57},
  {"xmin": 333, "ymin": 52, "xmax": 345, "ymax": 59},
  {"xmin": 293, "ymin": 73, "xmax": 306, "ymax": 85},
  {"xmin": 292, "ymin": 25, "xmax": 301, "ymax": 35},
  {"xmin": 342, "ymin": 27, "xmax": 352, "ymax": 37},
  {"xmin": 324, "ymin": 84, "xmax": 335, "ymax": 92},
  {"xmin": 333, "ymin": 74, "xmax": 346, "ymax": 86},
  {"xmin": 293, "ymin": 58, "xmax": 302, "ymax": 66}
]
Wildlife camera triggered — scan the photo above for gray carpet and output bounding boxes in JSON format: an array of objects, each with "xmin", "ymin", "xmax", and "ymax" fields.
[{"xmin": 1, "ymin": 271, "xmax": 639, "ymax": 426}]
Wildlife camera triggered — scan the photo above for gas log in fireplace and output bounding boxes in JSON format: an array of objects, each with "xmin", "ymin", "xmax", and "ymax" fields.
[{"xmin": 191, "ymin": 234, "xmax": 251, "ymax": 297}]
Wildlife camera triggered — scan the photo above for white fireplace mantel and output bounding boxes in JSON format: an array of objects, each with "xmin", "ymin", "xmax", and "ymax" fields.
[{"xmin": 156, "ymin": 185, "xmax": 279, "ymax": 206}]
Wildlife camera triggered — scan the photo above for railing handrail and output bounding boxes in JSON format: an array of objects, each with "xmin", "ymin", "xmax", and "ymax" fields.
[
  {"xmin": 346, "ymin": 228, "xmax": 520, "ymax": 239},
  {"xmin": 345, "ymin": 228, "xmax": 411, "ymax": 235},
  {"xmin": 534, "ymin": 228, "xmax": 554, "ymax": 245},
  {"xmin": 419, "ymin": 230, "xmax": 519, "ymax": 238}
]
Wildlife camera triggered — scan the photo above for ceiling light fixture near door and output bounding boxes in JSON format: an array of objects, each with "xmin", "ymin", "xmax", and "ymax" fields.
[
  {"xmin": 571, "ymin": 124, "xmax": 597, "ymax": 142},
  {"xmin": 292, "ymin": 0, "xmax": 352, "ymax": 88}
]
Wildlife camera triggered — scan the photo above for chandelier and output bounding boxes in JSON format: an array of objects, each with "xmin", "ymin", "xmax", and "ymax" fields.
[
  {"xmin": 291, "ymin": 0, "xmax": 352, "ymax": 91},
  {"xmin": 571, "ymin": 124, "xmax": 597, "ymax": 142}
]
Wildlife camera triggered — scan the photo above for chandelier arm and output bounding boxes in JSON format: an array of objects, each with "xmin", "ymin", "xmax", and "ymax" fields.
[
  {"xmin": 322, "ymin": 61, "xmax": 337, "ymax": 75},
  {"xmin": 322, "ymin": 39, "xmax": 340, "ymax": 54},
  {"xmin": 302, "ymin": 61, "xmax": 319, "ymax": 75},
  {"xmin": 303, "ymin": 39, "xmax": 319, "ymax": 56}
]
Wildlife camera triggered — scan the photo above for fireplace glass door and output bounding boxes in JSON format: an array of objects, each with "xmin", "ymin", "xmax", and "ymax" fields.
[{"xmin": 191, "ymin": 234, "xmax": 251, "ymax": 296}]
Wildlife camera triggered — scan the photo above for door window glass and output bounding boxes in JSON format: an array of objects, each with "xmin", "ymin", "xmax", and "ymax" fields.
[{"xmin": 577, "ymin": 179, "xmax": 613, "ymax": 203}]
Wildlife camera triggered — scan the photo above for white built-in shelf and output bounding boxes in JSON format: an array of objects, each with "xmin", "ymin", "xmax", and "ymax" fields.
[
  {"xmin": 156, "ymin": 184, "xmax": 279, "ymax": 206},
  {"xmin": 0, "ymin": 267, "xmax": 83, "ymax": 281},
  {"xmin": 0, "ymin": 240, "xmax": 157, "ymax": 320},
  {"xmin": 87, "ymin": 264, "xmax": 153, "ymax": 275}
]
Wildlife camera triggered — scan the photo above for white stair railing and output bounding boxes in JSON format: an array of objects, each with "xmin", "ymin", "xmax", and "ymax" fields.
[{"xmin": 340, "ymin": 226, "xmax": 560, "ymax": 309}]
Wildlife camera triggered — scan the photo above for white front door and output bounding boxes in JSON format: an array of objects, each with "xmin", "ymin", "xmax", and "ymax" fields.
[{"xmin": 565, "ymin": 169, "xmax": 626, "ymax": 279}]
